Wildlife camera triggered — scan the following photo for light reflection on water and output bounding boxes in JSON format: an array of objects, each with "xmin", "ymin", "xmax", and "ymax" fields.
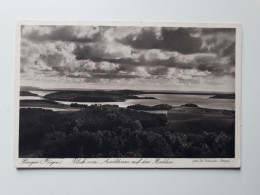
[
  {"xmin": 20, "ymin": 91, "xmax": 235, "ymax": 111},
  {"xmin": 57, "ymin": 94, "xmax": 235, "ymax": 110},
  {"xmin": 20, "ymin": 96, "xmax": 45, "ymax": 100},
  {"xmin": 20, "ymin": 106, "xmax": 80, "ymax": 112},
  {"xmin": 30, "ymin": 90, "xmax": 57, "ymax": 96}
]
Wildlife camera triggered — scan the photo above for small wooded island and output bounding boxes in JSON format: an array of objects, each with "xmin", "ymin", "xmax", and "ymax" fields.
[
  {"xmin": 20, "ymin": 100, "xmax": 70, "ymax": 109},
  {"xmin": 127, "ymin": 104, "xmax": 173, "ymax": 110},
  {"xmin": 210, "ymin": 94, "xmax": 235, "ymax": 99},
  {"xmin": 20, "ymin": 91, "xmax": 38, "ymax": 96},
  {"xmin": 180, "ymin": 103, "xmax": 199, "ymax": 108},
  {"xmin": 44, "ymin": 90, "xmax": 156, "ymax": 102}
]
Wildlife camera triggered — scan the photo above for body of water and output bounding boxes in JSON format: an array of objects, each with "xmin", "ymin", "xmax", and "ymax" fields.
[
  {"xmin": 20, "ymin": 90, "xmax": 235, "ymax": 111},
  {"xmin": 20, "ymin": 106, "xmax": 80, "ymax": 112}
]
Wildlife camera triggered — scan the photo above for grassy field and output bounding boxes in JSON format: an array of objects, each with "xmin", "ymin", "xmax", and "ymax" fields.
[{"xmin": 165, "ymin": 107, "xmax": 235, "ymax": 134}]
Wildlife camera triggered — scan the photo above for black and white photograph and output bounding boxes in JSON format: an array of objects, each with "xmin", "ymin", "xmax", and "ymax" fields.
[{"xmin": 14, "ymin": 21, "xmax": 241, "ymax": 168}]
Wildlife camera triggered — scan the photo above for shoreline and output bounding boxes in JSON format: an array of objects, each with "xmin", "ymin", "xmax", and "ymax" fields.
[{"xmin": 20, "ymin": 100, "xmax": 235, "ymax": 113}]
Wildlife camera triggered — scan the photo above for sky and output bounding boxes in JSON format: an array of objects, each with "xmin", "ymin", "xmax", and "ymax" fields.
[{"xmin": 20, "ymin": 25, "xmax": 236, "ymax": 92}]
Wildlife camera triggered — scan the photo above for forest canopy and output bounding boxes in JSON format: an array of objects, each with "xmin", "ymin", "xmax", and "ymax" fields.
[{"xmin": 19, "ymin": 105, "xmax": 234, "ymax": 158}]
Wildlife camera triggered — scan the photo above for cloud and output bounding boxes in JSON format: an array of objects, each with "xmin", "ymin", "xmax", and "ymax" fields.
[
  {"xmin": 22, "ymin": 25, "xmax": 102, "ymax": 43},
  {"xmin": 72, "ymin": 42, "xmax": 234, "ymax": 78},
  {"xmin": 117, "ymin": 27, "xmax": 204, "ymax": 54},
  {"xmin": 20, "ymin": 25, "xmax": 236, "ymax": 92},
  {"xmin": 38, "ymin": 52, "xmax": 64, "ymax": 68},
  {"xmin": 222, "ymin": 42, "xmax": 235, "ymax": 57},
  {"xmin": 201, "ymin": 28, "xmax": 235, "ymax": 35},
  {"xmin": 73, "ymin": 44, "xmax": 141, "ymax": 74},
  {"xmin": 201, "ymin": 28, "xmax": 235, "ymax": 55},
  {"xmin": 146, "ymin": 66, "xmax": 169, "ymax": 76},
  {"xmin": 73, "ymin": 44, "xmax": 104, "ymax": 60}
]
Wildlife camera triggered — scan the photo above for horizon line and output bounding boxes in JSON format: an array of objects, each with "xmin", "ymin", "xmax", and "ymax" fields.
[{"xmin": 20, "ymin": 85, "xmax": 235, "ymax": 94}]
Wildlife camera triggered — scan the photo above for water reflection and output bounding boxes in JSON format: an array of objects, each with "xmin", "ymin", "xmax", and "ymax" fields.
[{"xmin": 21, "ymin": 91, "xmax": 235, "ymax": 111}]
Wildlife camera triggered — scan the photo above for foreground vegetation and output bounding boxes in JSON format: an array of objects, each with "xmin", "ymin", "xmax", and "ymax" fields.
[{"xmin": 19, "ymin": 105, "xmax": 235, "ymax": 158}]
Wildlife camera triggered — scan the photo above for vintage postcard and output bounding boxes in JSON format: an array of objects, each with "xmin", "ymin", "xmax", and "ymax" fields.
[{"xmin": 14, "ymin": 21, "xmax": 241, "ymax": 168}]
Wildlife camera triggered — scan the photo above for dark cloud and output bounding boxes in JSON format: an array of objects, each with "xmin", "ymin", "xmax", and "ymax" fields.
[
  {"xmin": 38, "ymin": 52, "xmax": 64, "ymax": 67},
  {"xmin": 74, "ymin": 44, "xmax": 187, "ymax": 69},
  {"xmin": 73, "ymin": 44, "xmax": 142, "ymax": 73},
  {"xmin": 202, "ymin": 28, "xmax": 235, "ymax": 54},
  {"xmin": 159, "ymin": 28, "xmax": 203, "ymax": 54},
  {"xmin": 222, "ymin": 42, "xmax": 235, "ymax": 67},
  {"xmin": 23, "ymin": 26, "xmax": 102, "ymax": 43},
  {"xmin": 146, "ymin": 66, "xmax": 169, "ymax": 76},
  {"xmin": 118, "ymin": 28, "xmax": 160, "ymax": 50},
  {"xmin": 201, "ymin": 28, "xmax": 235, "ymax": 34},
  {"xmin": 74, "ymin": 45, "xmax": 104, "ymax": 60},
  {"xmin": 222, "ymin": 42, "xmax": 235, "ymax": 57},
  {"xmin": 74, "ymin": 44, "xmax": 139, "ymax": 65},
  {"xmin": 73, "ymin": 43, "xmax": 234, "ymax": 77},
  {"xmin": 117, "ymin": 27, "xmax": 203, "ymax": 54}
]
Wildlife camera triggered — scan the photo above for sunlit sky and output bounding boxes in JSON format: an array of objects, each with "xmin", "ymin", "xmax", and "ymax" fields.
[{"xmin": 20, "ymin": 25, "xmax": 236, "ymax": 92}]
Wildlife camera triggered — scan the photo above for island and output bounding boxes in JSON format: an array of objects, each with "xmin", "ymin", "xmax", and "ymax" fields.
[
  {"xmin": 20, "ymin": 100, "xmax": 70, "ymax": 109},
  {"xmin": 20, "ymin": 91, "xmax": 38, "ymax": 96},
  {"xmin": 127, "ymin": 104, "xmax": 173, "ymax": 110},
  {"xmin": 180, "ymin": 103, "xmax": 199, "ymax": 108},
  {"xmin": 210, "ymin": 94, "xmax": 235, "ymax": 99},
  {"xmin": 44, "ymin": 90, "xmax": 157, "ymax": 102}
]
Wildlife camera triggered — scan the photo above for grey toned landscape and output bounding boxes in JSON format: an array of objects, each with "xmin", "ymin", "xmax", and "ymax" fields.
[{"xmin": 19, "ymin": 24, "xmax": 236, "ymax": 158}]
